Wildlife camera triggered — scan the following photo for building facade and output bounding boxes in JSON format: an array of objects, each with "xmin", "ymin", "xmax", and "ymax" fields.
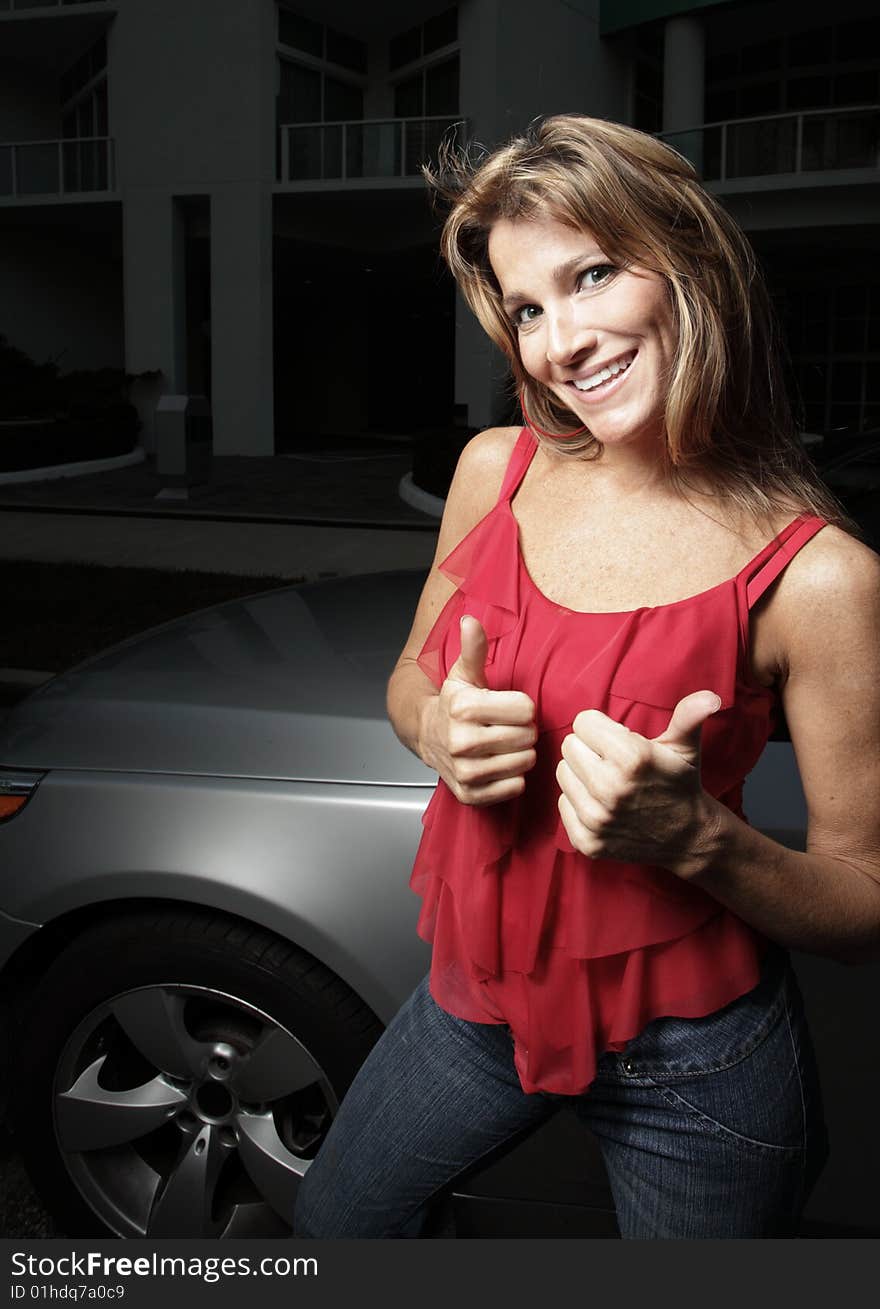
[{"xmin": 0, "ymin": 0, "xmax": 877, "ymax": 454}]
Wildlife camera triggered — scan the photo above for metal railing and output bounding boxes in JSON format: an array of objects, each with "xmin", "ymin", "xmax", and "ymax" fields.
[
  {"xmin": 0, "ymin": 1, "xmax": 106, "ymax": 11},
  {"xmin": 279, "ymin": 116, "xmax": 464, "ymax": 183},
  {"xmin": 659, "ymin": 105, "xmax": 880, "ymax": 183},
  {"xmin": 0, "ymin": 137, "xmax": 115, "ymax": 198}
]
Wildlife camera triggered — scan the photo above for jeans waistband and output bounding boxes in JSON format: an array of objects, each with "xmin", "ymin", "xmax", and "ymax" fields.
[{"xmin": 596, "ymin": 945, "xmax": 791, "ymax": 1083}]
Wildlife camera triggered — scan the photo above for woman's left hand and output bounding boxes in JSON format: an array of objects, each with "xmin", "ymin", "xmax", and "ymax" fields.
[{"xmin": 556, "ymin": 691, "xmax": 724, "ymax": 875}]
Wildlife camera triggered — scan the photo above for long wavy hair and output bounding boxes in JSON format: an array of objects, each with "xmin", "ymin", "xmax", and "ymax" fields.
[{"xmin": 424, "ymin": 114, "xmax": 850, "ymax": 528}]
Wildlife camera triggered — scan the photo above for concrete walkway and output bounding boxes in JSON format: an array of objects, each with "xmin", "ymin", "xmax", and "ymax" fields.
[
  {"xmin": 0, "ymin": 443, "xmax": 441, "ymax": 579},
  {"xmin": 0, "ymin": 509, "xmax": 438, "ymax": 580}
]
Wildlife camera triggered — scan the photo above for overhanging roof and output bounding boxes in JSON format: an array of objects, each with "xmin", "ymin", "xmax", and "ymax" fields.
[{"xmin": 600, "ymin": 0, "xmax": 730, "ymax": 35}]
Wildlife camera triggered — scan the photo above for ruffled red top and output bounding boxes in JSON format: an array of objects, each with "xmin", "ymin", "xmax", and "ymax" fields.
[{"xmin": 410, "ymin": 427, "xmax": 827, "ymax": 1096}]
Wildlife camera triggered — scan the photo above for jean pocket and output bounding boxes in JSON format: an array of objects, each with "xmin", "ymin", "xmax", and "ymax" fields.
[{"xmin": 650, "ymin": 1002, "xmax": 809, "ymax": 1154}]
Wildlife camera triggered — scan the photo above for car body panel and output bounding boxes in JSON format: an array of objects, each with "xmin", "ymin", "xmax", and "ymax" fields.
[
  {"xmin": 0, "ymin": 576, "xmax": 434, "ymax": 786},
  {"xmin": 0, "ymin": 769, "xmax": 433, "ymax": 1025}
]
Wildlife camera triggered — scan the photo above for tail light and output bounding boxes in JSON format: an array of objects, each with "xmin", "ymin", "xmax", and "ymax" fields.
[{"xmin": 0, "ymin": 769, "xmax": 46, "ymax": 822}]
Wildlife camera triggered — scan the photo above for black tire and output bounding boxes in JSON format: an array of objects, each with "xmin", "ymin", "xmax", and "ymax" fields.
[{"xmin": 11, "ymin": 908, "xmax": 383, "ymax": 1238}]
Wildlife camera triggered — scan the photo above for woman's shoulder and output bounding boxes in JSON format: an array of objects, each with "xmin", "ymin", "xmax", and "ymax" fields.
[
  {"xmin": 764, "ymin": 519, "xmax": 880, "ymax": 640},
  {"xmin": 456, "ymin": 425, "xmax": 524, "ymax": 484},
  {"xmin": 444, "ymin": 426, "xmax": 524, "ymax": 523},
  {"xmin": 748, "ymin": 518, "xmax": 879, "ymax": 696},
  {"xmin": 780, "ymin": 520, "xmax": 879, "ymax": 597}
]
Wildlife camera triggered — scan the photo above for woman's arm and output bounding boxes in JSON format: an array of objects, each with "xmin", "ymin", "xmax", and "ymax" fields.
[
  {"xmin": 387, "ymin": 428, "xmax": 538, "ymax": 804},
  {"xmin": 681, "ymin": 528, "xmax": 880, "ymax": 962},
  {"xmin": 557, "ymin": 528, "xmax": 880, "ymax": 962}
]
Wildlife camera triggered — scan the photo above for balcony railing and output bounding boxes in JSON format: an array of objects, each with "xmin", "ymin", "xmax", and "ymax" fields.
[
  {"xmin": 660, "ymin": 106, "xmax": 880, "ymax": 184},
  {"xmin": 0, "ymin": 1, "xmax": 106, "ymax": 11},
  {"xmin": 279, "ymin": 116, "xmax": 463, "ymax": 183},
  {"xmin": 0, "ymin": 137, "xmax": 115, "ymax": 198}
]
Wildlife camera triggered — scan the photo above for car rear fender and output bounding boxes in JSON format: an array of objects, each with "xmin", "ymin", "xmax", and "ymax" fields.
[{"xmin": 0, "ymin": 769, "xmax": 434, "ymax": 1025}]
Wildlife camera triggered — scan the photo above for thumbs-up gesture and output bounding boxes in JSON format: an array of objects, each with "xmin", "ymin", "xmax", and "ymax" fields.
[
  {"xmin": 420, "ymin": 614, "xmax": 537, "ymax": 806},
  {"xmin": 555, "ymin": 691, "xmax": 723, "ymax": 874}
]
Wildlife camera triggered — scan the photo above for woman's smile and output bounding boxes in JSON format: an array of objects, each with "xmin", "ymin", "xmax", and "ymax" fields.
[
  {"xmin": 565, "ymin": 349, "xmax": 637, "ymax": 401},
  {"xmin": 488, "ymin": 215, "xmax": 677, "ymax": 452}
]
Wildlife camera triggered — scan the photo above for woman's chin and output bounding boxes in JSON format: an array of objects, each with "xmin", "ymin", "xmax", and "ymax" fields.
[{"xmin": 573, "ymin": 403, "xmax": 665, "ymax": 451}]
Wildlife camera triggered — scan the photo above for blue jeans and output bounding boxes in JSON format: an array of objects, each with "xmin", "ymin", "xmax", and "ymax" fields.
[{"xmin": 294, "ymin": 947, "xmax": 828, "ymax": 1238}]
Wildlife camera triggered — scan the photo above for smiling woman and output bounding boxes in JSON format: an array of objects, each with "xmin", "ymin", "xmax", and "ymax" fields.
[
  {"xmin": 488, "ymin": 217, "xmax": 676, "ymax": 455},
  {"xmin": 431, "ymin": 118, "xmax": 849, "ymax": 527},
  {"xmin": 293, "ymin": 115, "xmax": 880, "ymax": 1240}
]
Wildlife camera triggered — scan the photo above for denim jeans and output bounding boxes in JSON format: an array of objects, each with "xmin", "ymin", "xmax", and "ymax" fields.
[{"xmin": 294, "ymin": 947, "xmax": 828, "ymax": 1239}]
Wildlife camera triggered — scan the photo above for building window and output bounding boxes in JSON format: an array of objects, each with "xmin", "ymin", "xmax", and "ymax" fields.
[
  {"xmin": 276, "ymin": 8, "xmax": 367, "ymax": 181},
  {"xmin": 276, "ymin": 5, "xmax": 366, "ymax": 128},
  {"xmin": 277, "ymin": 5, "xmax": 367, "ymax": 73},
  {"xmin": 705, "ymin": 16, "xmax": 880, "ymax": 122},
  {"xmin": 60, "ymin": 34, "xmax": 107, "ymax": 110},
  {"xmin": 389, "ymin": 7, "xmax": 458, "ymax": 71},
  {"xmin": 59, "ymin": 35, "xmax": 110, "ymax": 191},
  {"xmin": 277, "ymin": 60, "xmax": 363, "ymax": 125},
  {"xmin": 276, "ymin": 15, "xmax": 364, "ymax": 128},
  {"xmin": 60, "ymin": 38, "xmax": 108, "ymax": 140},
  {"xmin": 780, "ymin": 283, "xmax": 880, "ymax": 434},
  {"xmin": 393, "ymin": 57, "xmax": 459, "ymax": 119},
  {"xmin": 389, "ymin": 7, "xmax": 459, "ymax": 124},
  {"xmin": 632, "ymin": 22, "xmax": 663, "ymax": 133}
]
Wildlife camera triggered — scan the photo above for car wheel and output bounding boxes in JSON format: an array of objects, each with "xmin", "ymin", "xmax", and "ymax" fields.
[{"xmin": 12, "ymin": 909, "xmax": 383, "ymax": 1238}]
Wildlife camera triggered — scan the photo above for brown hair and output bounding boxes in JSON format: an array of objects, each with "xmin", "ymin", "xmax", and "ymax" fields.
[{"xmin": 425, "ymin": 114, "xmax": 850, "ymax": 529}]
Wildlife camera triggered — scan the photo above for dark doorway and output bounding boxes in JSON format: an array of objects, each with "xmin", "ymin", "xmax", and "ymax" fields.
[{"xmin": 273, "ymin": 236, "xmax": 454, "ymax": 448}]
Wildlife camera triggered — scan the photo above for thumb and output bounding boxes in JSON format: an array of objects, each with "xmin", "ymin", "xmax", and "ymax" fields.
[
  {"xmin": 448, "ymin": 614, "xmax": 489, "ymax": 689},
  {"xmin": 652, "ymin": 690, "xmax": 722, "ymax": 766}
]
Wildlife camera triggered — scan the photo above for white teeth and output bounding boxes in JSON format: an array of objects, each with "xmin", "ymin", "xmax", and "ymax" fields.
[{"xmin": 573, "ymin": 355, "xmax": 633, "ymax": 391}]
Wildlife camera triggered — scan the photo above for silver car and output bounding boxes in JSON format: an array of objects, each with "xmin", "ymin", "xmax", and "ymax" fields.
[{"xmin": 0, "ymin": 569, "xmax": 865, "ymax": 1238}]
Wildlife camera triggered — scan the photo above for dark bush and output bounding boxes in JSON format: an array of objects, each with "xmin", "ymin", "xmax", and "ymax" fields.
[
  {"xmin": 0, "ymin": 333, "xmax": 153, "ymax": 471},
  {"xmin": 58, "ymin": 366, "xmax": 137, "ymax": 418},
  {"xmin": 0, "ymin": 335, "xmax": 59, "ymax": 419}
]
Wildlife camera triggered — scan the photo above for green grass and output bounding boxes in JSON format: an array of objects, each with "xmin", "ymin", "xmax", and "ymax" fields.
[{"xmin": 6, "ymin": 561, "xmax": 297, "ymax": 672}]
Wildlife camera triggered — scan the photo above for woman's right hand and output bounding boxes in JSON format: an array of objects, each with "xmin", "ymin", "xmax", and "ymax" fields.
[{"xmin": 418, "ymin": 615, "xmax": 537, "ymax": 806}]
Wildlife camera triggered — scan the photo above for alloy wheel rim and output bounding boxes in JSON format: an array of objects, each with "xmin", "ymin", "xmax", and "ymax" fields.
[{"xmin": 53, "ymin": 984, "xmax": 336, "ymax": 1237}]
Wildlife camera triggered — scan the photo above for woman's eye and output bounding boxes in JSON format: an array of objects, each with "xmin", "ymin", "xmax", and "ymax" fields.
[
  {"xmin": 514, "ymin": 304, "xmax": 541, "ymax": 327},
  {"xmin": 510, "ymin": 265, "xmax": 616, "ymax": 327},
  {"xmin": 581, "ymin": 264, "xmax": 615, "ymax": 289}
]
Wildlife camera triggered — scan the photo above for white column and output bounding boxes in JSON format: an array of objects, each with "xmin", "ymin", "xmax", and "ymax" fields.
[
  {"xmin": 662, "ymin": 15, "xmax": 705, "ymax": 174},
  {"xmin": 454, "ymin": 297, "xmax": 511, "ymax": 430},
  {"xmin": 662, "ymin": 16, "xmax": 706, "ymax": 133},
  {"xmin": 452, "ymin": 0, "xmax": 614, "ymax": 429},
  {"xmin": 210, "ymin": 184, "xmax": 274, "ymax": 456},
  {"xmin": 122, "ymin": 191, "xmax": 186, "ymax": 453}
]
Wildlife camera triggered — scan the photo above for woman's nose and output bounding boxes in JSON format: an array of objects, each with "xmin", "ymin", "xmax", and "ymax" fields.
[{"xmin": 544, "ymin": 312, "xmax": 597, "ymax": 366}]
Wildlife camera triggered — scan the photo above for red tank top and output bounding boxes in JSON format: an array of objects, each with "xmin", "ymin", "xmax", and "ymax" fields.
[{"xmin": 410, "ymin": 428, "xmax": 827, "ymax": 1096}]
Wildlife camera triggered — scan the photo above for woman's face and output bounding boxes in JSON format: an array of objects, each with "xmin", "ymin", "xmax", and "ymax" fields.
[{"xmin": 488, "ymin": 215, "xmax": 677, "ymax": 453}]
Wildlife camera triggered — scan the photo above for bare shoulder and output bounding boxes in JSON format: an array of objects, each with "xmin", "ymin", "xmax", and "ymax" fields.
[
  {"xmin": 773, "ymin": 524, "xmax": 880, "ymax": 616},
  {"xmin": 450, "ymin": 425, "xmax": 522, "ymax": 497},
  {"xmin": 767, "ymin": 525, "xmax": 880, "ymax": 677},
  {"xmin": 439, "ymin": 425, "xmax": 522, "ymax": 547}
]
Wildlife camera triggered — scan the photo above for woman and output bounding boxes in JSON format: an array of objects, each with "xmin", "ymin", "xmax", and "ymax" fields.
[{"xmin": 295, "ymin": 115, "xmax": 880, "ymax": 1239}]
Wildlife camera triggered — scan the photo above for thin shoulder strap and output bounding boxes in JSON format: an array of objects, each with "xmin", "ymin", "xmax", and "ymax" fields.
[
  {"xmin": 743, "ymin": 515, "xmax": 827, "ymax": 609},
  {"xmin": 497, "ymin": 427, "xmax": 539, "ymax": 503}
]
